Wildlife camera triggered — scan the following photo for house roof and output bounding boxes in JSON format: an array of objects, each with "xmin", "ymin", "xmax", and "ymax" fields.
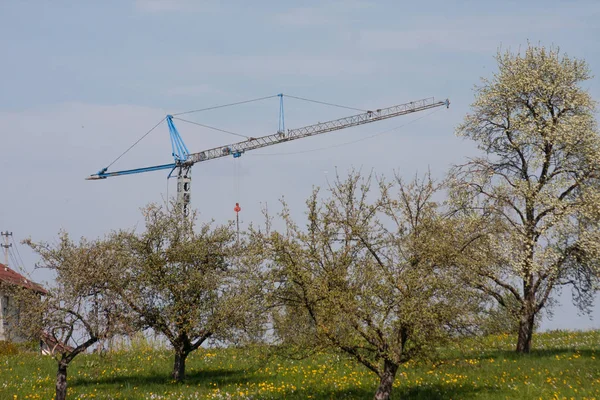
[{"xmin": 0, "ymin": 263, "xmax": 47, "ymax": 294}]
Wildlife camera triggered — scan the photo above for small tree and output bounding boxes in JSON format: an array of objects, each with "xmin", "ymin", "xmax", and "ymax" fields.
[
  {"xmin": 17, "ymin": 233, "xmax": 122, "ymax": 400},
  {"xmin": 258, "ymin": 172, "xmax": 475, "ymax": 400},
  {"xmin": 452, "ymin": 44, "xmax": 600, "ymax": 353},
  {"xmin": 108, "ymin": 202, "xmax": 264, "ymax": 382}
]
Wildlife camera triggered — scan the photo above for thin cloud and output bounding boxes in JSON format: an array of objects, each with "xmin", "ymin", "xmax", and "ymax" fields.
[
  {"xmin": 273, "ymin": 1, "xmax": 373, "ymax": 26},
  {"xmin": 134, "ymin": 0, "xmax": 216, "ymax": 13},
  {"xmin": 273, "ymin": 7, "xmax": 335, "ymax": 26},
  {"xmin": 166, "ymin": 84, "xmax": 224, "ymax": 97},
  {"xmin": 358, "ymin": 14, "xmax": 577, "ymax": 53},
  {"xmin": 177, "ymin": 53, "xmax": 378, "ymax": 78}
]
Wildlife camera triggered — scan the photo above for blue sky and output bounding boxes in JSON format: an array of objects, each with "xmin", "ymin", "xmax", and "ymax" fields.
[{"xmin": 1, "ymin": 0, "xmax": 599, "ymax": 330}]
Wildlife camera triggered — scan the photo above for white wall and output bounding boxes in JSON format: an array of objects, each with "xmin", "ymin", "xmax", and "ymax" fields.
[
  {"xmin": 0, "ymin": 290, "xmax": 24, "ymax": 342},
  {"xmin": 0, "ymin": 290, "xmax": 8, "ymax": 341}
]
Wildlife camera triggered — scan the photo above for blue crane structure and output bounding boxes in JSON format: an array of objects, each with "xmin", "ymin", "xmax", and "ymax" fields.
[{"xmin": 86, "ymin": 95, "xmax": 450, "ymax": 216}]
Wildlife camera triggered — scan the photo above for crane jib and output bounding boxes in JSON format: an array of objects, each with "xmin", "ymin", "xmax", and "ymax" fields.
[
  {"xmin": 86, "ymin": 97, "xmax": 448, "ymax": 181},
  {"xmin": 188, "ymin": 97, "xmax": 448, "ymax": 164}
]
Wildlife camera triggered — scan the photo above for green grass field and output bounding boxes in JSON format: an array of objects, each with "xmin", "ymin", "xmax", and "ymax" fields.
[{"xmin": 1, "ymin": 330, "xmax": 599, "ymax": 399}]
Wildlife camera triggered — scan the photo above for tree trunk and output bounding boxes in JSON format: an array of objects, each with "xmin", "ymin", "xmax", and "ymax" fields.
[
  {"xmin": 516, "ymin": 301, "xmax": 536, "ymax": 354},
  {"xmin": 374, "ymin": 359, "xmax": 399, "ymax": 400},
  {"xmin": 172, "ymin": 348, "xmax": 188, "ymax": 382},
  {"xmin": 55, "ymin": 360, "xmax": 68, "ymax": 400}
]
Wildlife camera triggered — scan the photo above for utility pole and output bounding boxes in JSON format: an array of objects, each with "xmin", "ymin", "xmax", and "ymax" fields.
[{"xmin": 1, "ymin": 231, "xmax": 12, "ymax": 267}]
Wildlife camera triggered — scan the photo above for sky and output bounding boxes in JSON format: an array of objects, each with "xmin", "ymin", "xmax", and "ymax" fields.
[{"xmin": 1, "ymin": 0, "xmax": 600, "ymax": 331}]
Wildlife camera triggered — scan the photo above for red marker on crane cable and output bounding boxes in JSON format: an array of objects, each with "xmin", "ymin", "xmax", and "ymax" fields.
[{"xmin": 234, "ymin": 203, "xmax": 241, "ymax": 244}]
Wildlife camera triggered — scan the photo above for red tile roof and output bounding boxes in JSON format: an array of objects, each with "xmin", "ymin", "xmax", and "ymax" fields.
[{"xmin": 0, "ymin": 263, "xmax": 47, "ymax": 294}]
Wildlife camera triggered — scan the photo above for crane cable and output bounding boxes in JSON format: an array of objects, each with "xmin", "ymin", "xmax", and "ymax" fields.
[
  {"xmin": 100, "ymin": 93, "xmax": 377, "ymax": 170},
  {"xmin": 235, "ymin": 158, "xmax": 241, "ymax": 199},
  {"xmin": 104, "ymin": 117, "xmax": 166, "ymax": 170},
  {"xmin": 102, "ymin": 95, "xmax": 276, "ymax": 170},
  {"xmin": 172, "ymin": 93, "xmax": 366, "ymax": 116},
  {"xmin": 233, "ymin": 155, "xmax": 242, "ymax": 244},
  {"xmin": 173, "ymin": 117, "xmax": 249, "ymax": 139},
  {"xmin": 172, "ymin": 95, "xmax": 279, "ymax": 116},
  {"xmin": 172, "ymin": 93, "xmax": 367, "ymax": 140},
  {"xmin": 283, "ymin": 94, "xmax": 368, "ymax": 112}
]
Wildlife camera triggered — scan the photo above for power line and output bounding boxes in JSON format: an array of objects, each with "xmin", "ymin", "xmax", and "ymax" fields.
[
  {"xmin": 283, "ymin": 94, "xmax": 367, "ymax": 113},
  {"xmin": 10, "ymin": 236, "xmax": 25, "ymax": 268},
  {"xmin": 8, "ymin": 248, "xmax": 19, "ymax": 269},
  {"xmin": 173, "ymin": 117, "xmax": 249, "ymax": 139},
  {"xmin": 105, "ymin": 117, "xmax": 166, "ymax": 170},
  {"xmin": 9, "ymin": 247, "xmax": 32, "ymax": 277},
  {"xmin": 250, "ymin": 107, "xmax": 443, "ymax": 156},
  {"xmin": 172, "ymin": 95, "xmax": 279, "ymax": 116}
]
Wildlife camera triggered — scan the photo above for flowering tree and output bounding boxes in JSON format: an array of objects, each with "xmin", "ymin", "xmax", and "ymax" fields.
[
  {"xmin": 18, "ymin": 234, "xmax": 124, "ymax": 400},
  {"xmin": 259, "ymin": 172, "xmax": 475, "ymax": 400},
  {"xmin": 452, "ymin": 45, "xmax": 600, "ymax": 353},
  {"xmin": 107, "ymin": 203, "xmax": 264, "ymax": 382}
]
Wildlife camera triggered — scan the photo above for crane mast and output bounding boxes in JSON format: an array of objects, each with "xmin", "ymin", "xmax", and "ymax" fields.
[{"xmin": 87, "ymin": 96, "xmax": 449, "ymax": 216}]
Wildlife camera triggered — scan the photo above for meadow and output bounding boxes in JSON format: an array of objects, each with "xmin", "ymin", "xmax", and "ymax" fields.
[{"xmin": 1, "ymin": 330, "xmax": 599, "ymax": 399}]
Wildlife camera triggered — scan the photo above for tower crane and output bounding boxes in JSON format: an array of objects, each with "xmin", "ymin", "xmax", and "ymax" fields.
[{"xmin": 86, "ymin": 95, "xmax": 449, "ymax": 216}]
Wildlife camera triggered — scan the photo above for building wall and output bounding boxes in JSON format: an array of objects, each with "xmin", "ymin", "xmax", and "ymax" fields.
[
  {"xmin": 0, "ymin": 290, "xmax": 24, "ymax": 342},
  {"xmin": 0, "ymin": 289, "xmax": 8, "ymax": 341}
]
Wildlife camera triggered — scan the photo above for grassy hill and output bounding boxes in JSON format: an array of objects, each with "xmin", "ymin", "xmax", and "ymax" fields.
[{"xmin": 1, "ymin": 330, "xmax": 599, "ymax": 399}]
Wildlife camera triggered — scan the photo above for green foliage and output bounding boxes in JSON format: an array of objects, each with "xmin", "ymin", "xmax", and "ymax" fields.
[
  {"xmin": 0, "ymin": 340, "xmax": 19, "ymax": 356},
  {"xmin": 110, "ymin": 332, "xmax": 169, "ymax": 353},
  {"xmin": 475, "ymin": 296, "xmax": 523, "ymax": 336},
  {"xmin": 15, "ymin": 340, "xmax": 41, "ymax": 353},
  {"xmin": 0, "ymin": 330, "xmax": 598, "ymax": 399},
  {"xmin": 105, "ymin": 201, "xmax": 266, "ymax": 381},
  {"xmin": 18, "ymin": 231, "xmax": 130, "ymax": 400},
  {"xmin": 255, "ymin": 171, "xmax": 481, "ymax": 399},
  {"xmin": 452, "ymin": 43, "xmax": 600, "ymax": 353},
  {"xmin": 20, "ymin": 233, "xmax": 127, "ymax": 356}
]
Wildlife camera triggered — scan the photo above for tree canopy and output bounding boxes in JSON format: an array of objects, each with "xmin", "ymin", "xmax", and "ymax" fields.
[
  {"xmin": 106, "ymin": 203, "xmax": 265, "ymax": 381},
  {"xmin": 256, "ymin": 172, "xmax": 477, "ymax": 400},
  {"xmin": 452, "ymin": 44, "xmax": 600, "ymax": 353},
  {"xmin": 15, "ymin": 233, "xmax": 125, "ymax": 400}
]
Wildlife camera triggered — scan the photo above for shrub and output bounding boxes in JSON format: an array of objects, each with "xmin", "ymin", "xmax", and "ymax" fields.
[{"xmin": 0, "ymin": 340, "xmax": 19, "ymax": 356}]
